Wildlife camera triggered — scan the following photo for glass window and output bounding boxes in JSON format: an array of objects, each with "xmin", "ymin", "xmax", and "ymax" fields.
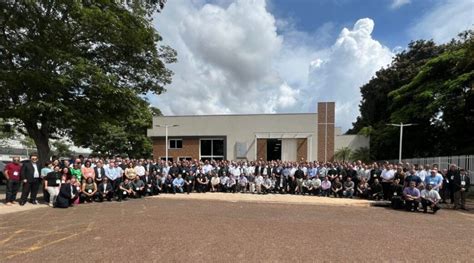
[
  {"xmin": 169, "ymin": 139, "xmax": 182, "ymax": 149},
  {"xmin": 200, "ymin": 139, "xmax": 225, "ymax": 160},
  {"xmin": 213, "ymin": 140, "xmax": 224, "ymax": 155},
  {"xmin": 200, "ymin": 140, "xmax": 212, "ymax": 155}
]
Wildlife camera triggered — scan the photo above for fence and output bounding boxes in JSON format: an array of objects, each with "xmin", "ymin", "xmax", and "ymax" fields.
[{"xmin": 385, "ymin": 155, "xmax": 474, "ymax": 182}]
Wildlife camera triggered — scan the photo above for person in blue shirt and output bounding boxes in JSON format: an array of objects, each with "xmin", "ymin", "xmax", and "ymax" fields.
[
  {"xmin": 173, "ymin": 174, "xmax": 185, "ymax": 194},
  {"xmin": 424, "ymin": 169, "xmax": 443, "ymax": 192}
]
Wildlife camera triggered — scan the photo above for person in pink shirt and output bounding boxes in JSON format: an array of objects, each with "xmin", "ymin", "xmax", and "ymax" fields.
[{"xmin": 81, "ymin": 160, "xmax": 95, "ymax": 181}]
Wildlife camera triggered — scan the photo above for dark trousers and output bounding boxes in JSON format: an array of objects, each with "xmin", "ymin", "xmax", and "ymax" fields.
[
  {"xmin": 80, "ymin": 192, "xmax": 98, "ymax": 203},
  {"xmin": 118, "ymin": 190, "xmax": 131, "ymax": 200},
  {"xmin": 197, "ymin": 183, "xmax": 207, "ymax": 193},
  {"xmin": 332, "ymin": 190, "xmax": 343, "ymax": 198},
  {"xmin": 405, "ymin": 199, "xmax": 419, "ymax": 211},
  {"xmin": 20, "ymin": 179, "xmax": 41, "ymax": 203},
  {"xmin": 185, "ymin": 183, "xmax": 194, "ymax": 194},
  {"xmin": 97, "ymin": 191, "xmax": 114, "ymax": 202},
  {"xmin": 381, "ymin": 182, "xmax": 391, "ymax": 200},
  {"xmin": 321, "ymin": 189, "xmax": 331, "ymax": 197},
  {"xmin": 6, "ymin": 180, "xmax": 20, "ymax": 203},
  {"xmin": 391, "ymin": 196, "xmax": 404, "ymax": 209},
  {"xmin": 421, "ymin": 199, "xmax": 440, "ymax": 212}
]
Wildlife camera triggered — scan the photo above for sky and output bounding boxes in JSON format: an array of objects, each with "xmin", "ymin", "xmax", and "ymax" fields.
[{"xmin": 149, "ymin": 0, "xmax": 474, "ymax": 131}]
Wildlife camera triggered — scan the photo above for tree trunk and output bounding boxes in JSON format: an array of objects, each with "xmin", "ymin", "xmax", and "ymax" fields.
[{"xmin": 24, "ymin": 122, "xmax": 51, "ymax": 166}]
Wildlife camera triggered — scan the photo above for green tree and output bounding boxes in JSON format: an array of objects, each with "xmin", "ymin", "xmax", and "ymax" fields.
[
  {"xmin": 351, "ymin": 147, "xmax": 372, "ymax": 163},
  {"xmin": 334, "ymin": 147, "xmax": 352, "ymax": 162},
  {"xmin": 349, "ymin": 31, "xmax": 474, "ymax": 159},
  {"xmin": 389, "ymin": 31, "xmax": 474, "ymax": 156},
  {"xmin": 52, "ymin": 140, "xmax": 73, "ymax": 158},
  {"xmin": 0, "ymin": 1, "xmax": 176, "ymax": 164}
]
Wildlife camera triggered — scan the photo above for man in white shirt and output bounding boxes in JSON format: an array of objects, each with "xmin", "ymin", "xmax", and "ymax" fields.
[
  {"xmin": 421, "ymin": 183, "xmax": 441, "ymax": 213},
  {"xmin": 134, "ymin": 161, "xmax": 146, "ymax": 178},
  {"xmin": 381, "ymin": 164, "xmax": 395, "ymax": 200}
]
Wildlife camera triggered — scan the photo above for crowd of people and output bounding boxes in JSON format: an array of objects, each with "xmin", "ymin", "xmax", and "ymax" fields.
[{"xmin": 3, "ymin": 153, "xmax": 471, "ymax": 213}]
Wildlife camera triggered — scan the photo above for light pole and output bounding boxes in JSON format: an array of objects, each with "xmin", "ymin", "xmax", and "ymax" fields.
[
  {"xmin": 155, "ymin": 124, "xmax": 179, "ymax": 165},
  {"xmin": 387, "ymin": 123, "xmax": 417, "ymax": 163}
]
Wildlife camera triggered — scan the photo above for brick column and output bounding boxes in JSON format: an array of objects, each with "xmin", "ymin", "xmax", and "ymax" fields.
[
  {"xmin": 256, "ymin": 139, "xmax": 267, "ymax": 161},
  {"xmin": 317, "ymin": 102, "xmax": 335, "ymax": 162},
  {"xmin": 296, "ymin": 138, "xmax": 308, "ymax": 162}
]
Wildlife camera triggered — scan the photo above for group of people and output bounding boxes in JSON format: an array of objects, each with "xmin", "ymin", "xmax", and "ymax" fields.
[{"xmin": 3, "ymin": 154, "xmax": 471, "ymax": 213}]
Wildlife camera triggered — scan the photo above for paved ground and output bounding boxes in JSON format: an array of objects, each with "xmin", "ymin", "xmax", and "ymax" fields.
[{"xmin": 0, "ymin": 194, "xmax": 473, "ymax": 262}]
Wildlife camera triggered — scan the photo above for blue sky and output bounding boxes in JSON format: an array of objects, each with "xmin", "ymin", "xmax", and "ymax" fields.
[
  {"xmin": 151, "ymin": 0, "xmax": 473, "ymax": 131},
  {"xmin": 268, "ymin": 0, "xmax": 439, "ymax": 48}
]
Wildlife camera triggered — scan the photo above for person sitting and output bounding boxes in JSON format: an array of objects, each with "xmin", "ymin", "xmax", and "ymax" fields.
[
  {"xmin": 262, "ymin": 175, "xmax": 272, "ymax": 194},
  {"xmin": 154, "ymin": 174, "xmax": 163, "ymax": 195},
  {"xmin": 172, "ymin": 174, "xmax": 185, "ymax": 194},
  {"xmin": 403, "ymin": 181, "xmax": 421, "ymax": 212},
  {"xmin": 132, "ymin": 176, "xmax": 146, "ymax": 198},
  {"xmin": 369, "ymin": 179, "xmax": 383, "ymax": 200},
  {"xmin": 164, "ymin": 174, "xmax": 174, "ymax": 193},
  {"xmin": 321, "ymin": 176, "xmax": 332, "ymax": 197},
  {"xmin": 343, "ymin": 177, "xmax": 355, "ymax": 198},
  {"xmin": 255, "ymin": 173, "xmax": 264, "ymax": 194},
  {"xmin": 55, "ymin": 178, "xmax": 79, "ymax": 208},
  {"xmin": 80, "ymin": 177, "xmax": 98, "ymax": 203},
  {"xmin": 311, "ymin": 176, "xmax": 321, "ymax": 196},
  {"xmin": 302, "ymin": 177, "xmax": 313, "ymax": 195},
  {"xmin": 226, "ymin": 175, "xmax": 237, "ymax": 193},
  {"xmin": 220, "ymin": 174, "xmax": 229, "ymax": 192},
  {"xmin": 391, "ymin": 178, "xmax": 404, "ymax": 209},
  {"xmin": 421, "ymin": 183, "xmax": 441, "ymax": 214},
  {"xmin": 356, "ymin": 178, "xmax": 369, "ymax": 199},
  {"xmin": 97, "ymin": 177, "xmax": 114, "ymax": 202},
  {"xmin": 196, "ymin": 173, "xmax": 209, "ymax": 193},
  {"xmin": 331, "ymin": 177, "xmax": 343, "ymax": 198},
  {"xmin": 238, "ymin": 174, "xmax": 248, "ymax": 193},
  {"xmin": 142, "ymin": 173, "xmax": 156, "ymax": 196},
  {"xmin": 185, "ymin": 172, "xmax": 195, "ymax": 194},
  {"xmin": 118, "ymin": 178, "xmax": 135, "ymax": 201},
  {"xmin": 210, "ymin": 173, "xmax": 220, "ymax": 192}
]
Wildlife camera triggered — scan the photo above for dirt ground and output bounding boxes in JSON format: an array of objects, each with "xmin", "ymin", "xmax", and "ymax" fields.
[{"xmin": 0, "ymin": 194, "xmax": 473, "ymax": 262}]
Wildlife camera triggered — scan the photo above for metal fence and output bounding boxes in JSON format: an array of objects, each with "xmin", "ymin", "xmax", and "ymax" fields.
[{"xmin": 385, "ymin": 155, "xmax": 474, "ymax": 181}]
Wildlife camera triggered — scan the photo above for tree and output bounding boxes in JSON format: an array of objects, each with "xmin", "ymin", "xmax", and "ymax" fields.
[
  {"xmin": 334, "ymin": 147, "xmax": 352, "ymax": 162},
  {"xmin": 0, "ymin": 1, "xmax": 176, "ymax": 164},
  {"xmin": 52, "ymin": 140, "xmax": 73, "ymax": 158},
  {"xmin": 349, "ymin": 31, "xmax": 474, "ymax": 159},
  {"xmin": 0, "ymin": 119, "xmax": 14, "ymax": 147},
  {"xmin": 351, "ymin": 147, "xmax": 372, "ymax": 163}
]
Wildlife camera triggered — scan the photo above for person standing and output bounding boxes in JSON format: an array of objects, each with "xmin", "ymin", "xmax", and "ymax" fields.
[
  {"xmin": 452, "ymin": 169, "xmax": 470, "ymax": 210},
  {"xmin": 19, "ymin": 153, "xmax": 43, "ymax": 205},
  {"xmin": 44, "ymin": 165, "xmax": 62, "ymax": 207},
  {"xmin": 4, "ymin": 156, "xmax": 22, "ymax": 205}
]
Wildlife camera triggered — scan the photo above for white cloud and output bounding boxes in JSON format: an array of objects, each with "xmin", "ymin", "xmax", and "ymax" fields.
[
  {"xmin": 409, "ymin": 0, "xmax": 474, "ymax": 43},
  {"xmin": 390, "ymin": 0, "xmax": 411, "ymax": 9},
  {"xmin": 151, "ymin": 1, "xmax": 394, "ymax": 131},
  {"xmin": 304, "ymin": 18, "xmax": 394, "ymax": 130},
  {"xmin": 151, "ymin": 0, "xmax": 299, "ymax": 116}
]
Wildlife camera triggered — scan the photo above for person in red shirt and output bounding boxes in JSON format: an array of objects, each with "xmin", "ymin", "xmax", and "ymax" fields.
[{"xmin": 4, "ymin": 156, "xmax": 22, "ymax": 205}]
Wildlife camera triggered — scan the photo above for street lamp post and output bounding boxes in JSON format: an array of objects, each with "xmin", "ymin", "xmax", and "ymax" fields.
[
  {"xmin": 155, "ymin": 124, "xmax": 179, "ymax": 164},
  {"xmin": 387, "ymin": 123, "xmax": 417, "ymax": 163}
]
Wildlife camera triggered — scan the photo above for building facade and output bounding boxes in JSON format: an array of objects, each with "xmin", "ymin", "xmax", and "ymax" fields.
[{"xmin": 147, "ymin": 102, "xmax": 369, "ymax": 162}]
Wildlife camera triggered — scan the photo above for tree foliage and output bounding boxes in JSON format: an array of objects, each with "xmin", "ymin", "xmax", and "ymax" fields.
[
  {"xmin": 0, "ymin": 1, "xmax": 176, "ymax": 163},
  {"xmin": 334, "ymin": 147, "xmax": 352, "ymax": 162},
  {"xmin": 350, "ymin": 30, "xmax": 474, "ymax": 160}
]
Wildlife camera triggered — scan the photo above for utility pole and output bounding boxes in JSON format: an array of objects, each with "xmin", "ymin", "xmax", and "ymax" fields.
[{"xmin": 387, "ymin": 123, "xmax": 417, "ymax": 163}]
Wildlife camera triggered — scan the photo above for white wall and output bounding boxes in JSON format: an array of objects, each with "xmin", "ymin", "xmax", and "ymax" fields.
[
  {"xmin": 335, "ymin": 135, "xmax": 370, "ymax": 151},
  {"xmin": 148, "ymin": 113, "xmax": 318, "ymax": 160}
]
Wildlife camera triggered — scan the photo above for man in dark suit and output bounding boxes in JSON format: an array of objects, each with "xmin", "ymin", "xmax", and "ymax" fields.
[
  {"xmin": 142, "ymin": 173, "xmax": 156, "ymax": 196},
  {"xmin": 452, "ymin": 169, "xmax": 470, "ymax": 210},
  {"xmin": 55, "ymin": 179, "xmax": 78, "ymax": 208},
  {"xmin": 97, "ymin": 177, "xmax": 114, "ymax": 202},
  {"xmin": 94, "ymin": 161, "xmax": 106, "ymax": 184},
  {"xmin": 19, "ymin": 153, "xmax": 43, "ymax": 205}
]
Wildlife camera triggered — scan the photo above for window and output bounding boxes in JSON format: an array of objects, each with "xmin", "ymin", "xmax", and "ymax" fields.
[
  {"xmin": 169, "ymin": 139, "xmax": 182, "ymax": 149},
  {"xmin": 200, "ymin": 139, "xmax": 225, "ymax": 160}
]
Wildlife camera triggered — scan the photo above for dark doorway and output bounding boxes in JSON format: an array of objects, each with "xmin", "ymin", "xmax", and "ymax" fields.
[{"xmin": 266, "ymin": 139, "xmax": 281, "ymax": 161}]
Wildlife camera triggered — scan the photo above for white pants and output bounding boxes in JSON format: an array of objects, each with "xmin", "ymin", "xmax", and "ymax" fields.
[
  {"xmin": 249, "ymin": 182, "xmax": 255, "ymax": 193},
  {"xmin": 46, "ymin": 186, "xmax": 59, "ymax": 206}
]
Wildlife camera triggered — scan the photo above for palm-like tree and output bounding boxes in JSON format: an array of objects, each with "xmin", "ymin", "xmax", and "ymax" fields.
[{"xmin": 334, "ymin": 147, "xmax": 352, "ymax": 162}]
